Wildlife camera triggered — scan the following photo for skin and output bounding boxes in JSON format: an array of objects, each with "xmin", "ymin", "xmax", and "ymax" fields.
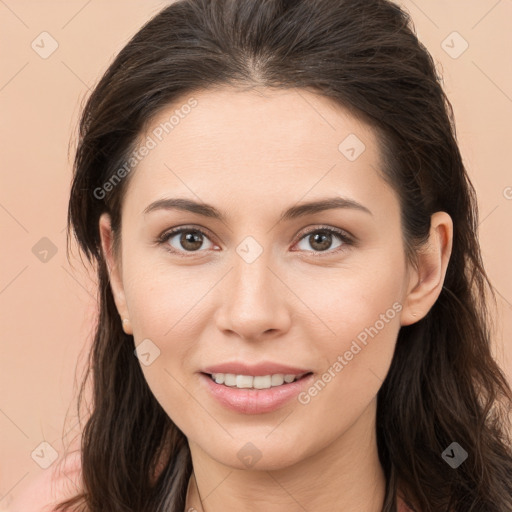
[{"xmin": 99, "ymin": 86, "xmax": 453, "ymax": 512}]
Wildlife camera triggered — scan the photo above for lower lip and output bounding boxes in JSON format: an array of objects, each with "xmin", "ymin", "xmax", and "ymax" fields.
[{"xmin": 199, "ymin": 372, "xmax": 314, "ymax": 414}]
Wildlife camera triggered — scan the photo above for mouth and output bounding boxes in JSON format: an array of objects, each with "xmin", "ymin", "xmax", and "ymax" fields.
[
  {"xmin": 202, "ymin": 371, "xmax": 313, "ymax": 390},
  {"xmin": 199, "ymin": 371, "xmax": 315, "ymax": 414}
]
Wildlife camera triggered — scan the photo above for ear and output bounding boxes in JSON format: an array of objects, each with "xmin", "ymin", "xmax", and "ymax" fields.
[
  {"xmin": 400, "ymin": 211, "xmax": 453, "ymax": 326},
  {"xmin": 98, "ymin": 212, "xmax": 133, "ymax": 335}
]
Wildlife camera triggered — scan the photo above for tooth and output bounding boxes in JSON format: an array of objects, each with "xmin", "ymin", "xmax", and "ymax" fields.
[
  {"xmin": 224, "ymin": 374, "xmax": 237, "ymax": 386},
  {"xmin": 210, "ymin": 372, "xmax": 306, "ymax": 388},
  {"xmin": 236, "ymin": 375, "xmax": 254, "ymax": 388},
  {"xmin": 253, "ymin": 375, "xmax": 272, "ymax": 389},
  {"xmin": 271, "ymin": 374, "xmax": 284, "ymax": 386}
]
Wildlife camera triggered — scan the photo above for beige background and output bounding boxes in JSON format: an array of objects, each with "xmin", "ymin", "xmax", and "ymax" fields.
[{"xmin": 1, "ymin": 0, "xmax": 511, "ymax": 505}]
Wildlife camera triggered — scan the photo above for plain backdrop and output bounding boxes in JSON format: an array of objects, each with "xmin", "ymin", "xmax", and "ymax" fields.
[{"xmin": 1, "ymin": 0, "xmax": 511, "ymax": 505}]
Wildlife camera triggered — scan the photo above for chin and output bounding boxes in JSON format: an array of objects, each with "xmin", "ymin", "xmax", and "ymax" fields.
[{"xmin": 206, "ymin": 437, "xmax": 310, "ymax": 471}]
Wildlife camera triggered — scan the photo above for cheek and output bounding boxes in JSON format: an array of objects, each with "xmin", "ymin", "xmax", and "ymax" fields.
[
  {"xmin": 123, "ymin": 263, "xmax": 209, "ymax": 432},
  {"xmin": 294, "ymin": 293, "xmax": 402, "ymax": 449},
  {"xmin": 121, "ymin": 259, "xmax": 217, "ymax": 414},
  {"xmin": 123, "ymin": 252, "xmax": 209, "ymax": 338},
  {"xmin": 295, "ymin": 249, "xmax": 406, "ymax": 345},
  {"xmin": 293, "ymin": 251, "xmax": 405, "ymax": 409}
]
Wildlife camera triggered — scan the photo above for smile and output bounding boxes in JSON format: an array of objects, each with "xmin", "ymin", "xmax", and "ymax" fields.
[
  {"xmin": 200, "ymin": 372, "xmax": 315, "ymax": 414},
  {"xmin": 209, "ymin": 372, "xmax": 310, "ymax": 389}
]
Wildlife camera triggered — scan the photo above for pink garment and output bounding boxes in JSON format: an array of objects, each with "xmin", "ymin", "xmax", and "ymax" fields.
[
  {"xmin": 398, "ymin": 497, "xmax": 415, "ymax": 512},
  {"xmin": 2, "ymin": 451, "xmax": 82, "ymax": 512},
  {"xmin": 3, "ymin": 451, "xmax": 416, "ymax": 511}
]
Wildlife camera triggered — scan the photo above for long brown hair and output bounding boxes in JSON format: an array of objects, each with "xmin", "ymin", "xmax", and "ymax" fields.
[{"xmin": 58, "ymin": 0, "xmax": 512, "ymax": 510}]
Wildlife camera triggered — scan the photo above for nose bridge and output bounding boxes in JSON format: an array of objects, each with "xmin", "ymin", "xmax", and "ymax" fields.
[
  {"xmin": 233, "ymin": 249, "xmax": 272, "ymax": 305},
  {"xmin": 215, "ymin": 238, "xmax": 290, "ymax": 338}
]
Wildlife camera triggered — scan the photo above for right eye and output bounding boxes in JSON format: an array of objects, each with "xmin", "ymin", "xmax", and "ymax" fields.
[{"xmin": 158, "ymin": 226, "xmax": 217, "ymax": 255}]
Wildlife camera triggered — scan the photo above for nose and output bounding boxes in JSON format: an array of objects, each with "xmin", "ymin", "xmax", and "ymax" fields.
[{"xmin": 214, "ymin": 251, "xmax": 292, "ymax": 341}]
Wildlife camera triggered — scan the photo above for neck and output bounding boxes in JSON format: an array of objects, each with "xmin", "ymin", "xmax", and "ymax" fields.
[{"xmin": 185, "ymin": 398, "xmax": 386, "ymax": 512}]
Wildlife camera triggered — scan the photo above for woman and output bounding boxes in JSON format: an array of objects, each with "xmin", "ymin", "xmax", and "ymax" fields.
[{"xmin": 9, "ymin": 0, "xmax": 512, "ymax": 510}]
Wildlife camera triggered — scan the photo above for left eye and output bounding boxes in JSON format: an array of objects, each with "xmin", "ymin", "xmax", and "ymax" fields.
[
  {"xmin": 158, "ymin": 226, "xmax": 352, "ymax": 256},
  {"xmin": 295, "ymin": 227, "xmax": 351, "ymax": 254}
]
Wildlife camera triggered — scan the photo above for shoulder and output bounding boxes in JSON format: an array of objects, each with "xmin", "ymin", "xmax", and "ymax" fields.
[{"xmin": 2, "ymin": 450, "xmax": 82, "ymax": 512}]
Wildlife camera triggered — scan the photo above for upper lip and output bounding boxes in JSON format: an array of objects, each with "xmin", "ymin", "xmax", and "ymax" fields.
[{"xmin": 202, "ymin": 361, "xmax": 312, "ymax": 377}]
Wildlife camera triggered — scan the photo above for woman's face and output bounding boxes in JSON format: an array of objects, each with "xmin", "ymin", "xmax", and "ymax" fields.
[{"xmin": 100, "ymin": 86, "xmax": 430, "ymax": 470}]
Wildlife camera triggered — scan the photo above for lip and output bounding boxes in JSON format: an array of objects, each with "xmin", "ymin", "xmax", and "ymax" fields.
[
  {"xmin": 199, "ymin": 372, "xmax": 315, "ymax": 414},
  {"xmin": 201, "ymin": 361, "xmax": 311, "ymax": 377}
]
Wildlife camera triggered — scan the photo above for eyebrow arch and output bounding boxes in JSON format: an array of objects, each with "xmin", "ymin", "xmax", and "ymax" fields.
[{"xmin": 143, "ymin": 196, "xmax": 373, "ymax": 223}]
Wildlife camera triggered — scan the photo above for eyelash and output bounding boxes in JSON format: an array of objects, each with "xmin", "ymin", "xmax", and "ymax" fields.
[{"xmin": 156, "ymin": 225, "xmax": 354, "ymax": 258}]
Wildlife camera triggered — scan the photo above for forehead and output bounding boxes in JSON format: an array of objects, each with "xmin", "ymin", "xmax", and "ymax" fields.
[{"xmin": 122, "ymin": 86, "xmax": 390, "ymax": 218}]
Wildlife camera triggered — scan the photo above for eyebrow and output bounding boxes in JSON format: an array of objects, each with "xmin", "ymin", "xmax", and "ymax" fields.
[{"xmin": 143, "ymin": 196, "xmax": 372, "ymax": 223}]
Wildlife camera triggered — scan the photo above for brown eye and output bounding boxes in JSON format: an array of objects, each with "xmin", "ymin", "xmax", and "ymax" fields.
[
  {"xmin": 177, "ymin": 230, "xmax": 204, "ymax": 251},
  {"xmin": 307, "ymin": 232, "xmax": 334, "ymax": 251},
  {"xmin": 294, "ymin": 227, "xmax": 352, "ymax": 254},
  {"xmin": 161, "ymin": 228, "xmax": 214, "ymax": 253}
]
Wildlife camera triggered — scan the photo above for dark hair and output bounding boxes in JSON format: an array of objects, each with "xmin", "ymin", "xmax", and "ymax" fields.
[{"xmin": 59, "ymin": 0, "xmax": 512, "ymax": 510}]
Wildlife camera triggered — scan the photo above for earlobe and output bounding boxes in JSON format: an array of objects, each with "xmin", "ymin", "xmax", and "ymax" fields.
[
  {"xmin": 98, "ymin": 213, "xmax": 133, "ymax": 335},
  {"xmin": 400, "ymin": 211, "xmax": 453, "ymax": 326}
]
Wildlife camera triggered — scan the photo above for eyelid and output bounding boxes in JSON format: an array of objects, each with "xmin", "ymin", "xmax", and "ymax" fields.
[
  {"xmin": 157, "ymin": 224, "xmax": 355, "ymax": 256},
  {"xmin": 294, "ymin": 224, "xmax": 354, "ymax": 243}
]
